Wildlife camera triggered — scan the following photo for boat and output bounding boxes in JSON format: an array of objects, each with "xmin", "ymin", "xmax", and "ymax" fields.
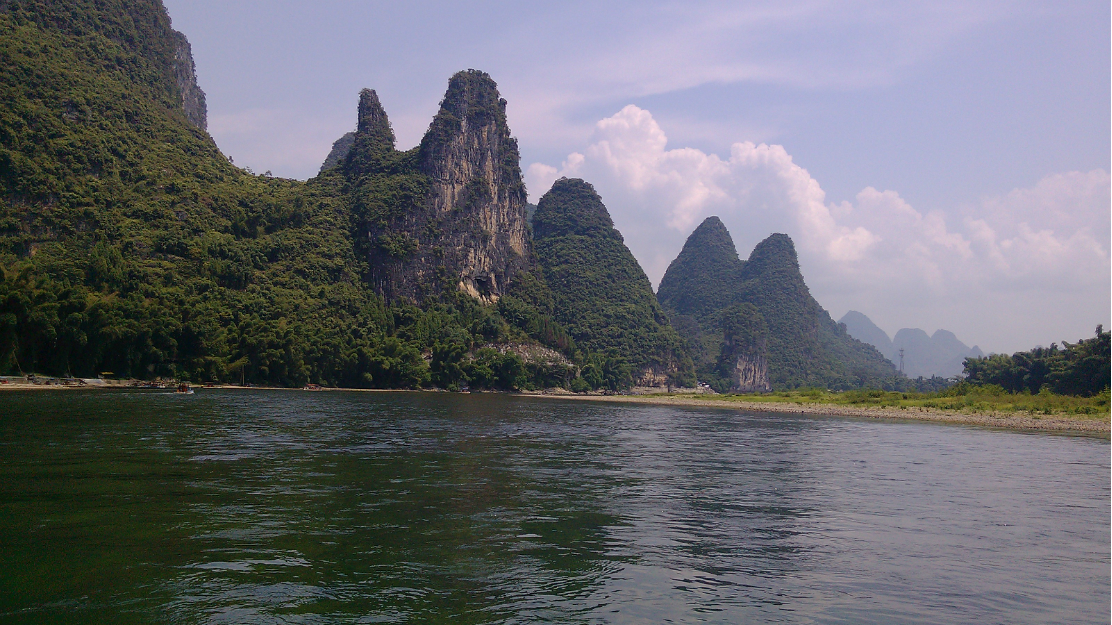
[{"xmin": 176, "ymin": 383, "xmax": 194, "ymax": 394}]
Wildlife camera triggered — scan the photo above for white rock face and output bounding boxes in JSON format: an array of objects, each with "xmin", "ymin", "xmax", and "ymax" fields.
[
  {"xmin": 730, "ymin": 352, "xmax": 771, "ymax": 393},
  {"xmin": 349, "ymin": 72, "xmax": 531, "ymax": 304},
  {"xmin": 169, "ymin": 30, "xmax": 206, "ymax": 131},
  {"xmin": 418, "ymin": 73, "xmax": 530, "ymax": 304}
]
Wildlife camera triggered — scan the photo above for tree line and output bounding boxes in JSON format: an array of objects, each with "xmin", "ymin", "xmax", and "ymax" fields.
[{"xmin": 962, "ymin": 327, "xmax": 1109, "ymax": 397}]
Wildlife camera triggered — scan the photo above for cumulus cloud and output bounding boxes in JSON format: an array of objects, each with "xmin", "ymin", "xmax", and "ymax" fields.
[{"xmin": 526, "ymin": 106, "xmax": 1110, "ymax": 353}]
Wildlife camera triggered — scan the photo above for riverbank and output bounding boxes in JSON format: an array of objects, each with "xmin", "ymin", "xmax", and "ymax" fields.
[
  {"xmin": 2, "ymin": 379, "xmax": 1107, "ymax": 435},
  {"xmin": 525, "ymin": 392, "xmax": 1110, "ymax": 435}
]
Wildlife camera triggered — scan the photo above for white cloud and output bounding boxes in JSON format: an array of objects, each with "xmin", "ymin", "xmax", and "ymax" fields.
[{"xmin": 527, "ymin": 106, "xmax": 1110, "ymax": 353}]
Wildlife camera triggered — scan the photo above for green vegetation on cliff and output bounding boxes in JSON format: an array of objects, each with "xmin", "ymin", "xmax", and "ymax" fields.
[
  {"xmin": 0, "ymin": 0, "xmax": 571, "ymax": 390},
  {"xmin": 532, "ymin": 178, "xmax": 693, "ymax": 386},
  {"xmin": 658, "ymin": 217, "xmax": 897, "ymax": 390}
]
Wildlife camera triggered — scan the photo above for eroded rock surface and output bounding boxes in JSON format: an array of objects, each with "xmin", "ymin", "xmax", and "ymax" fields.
[
  {"xmin": 342, "ymin": 72, "xmax": 530, "ymax": 304},
  {"xmin": 169, "ymin": 29, "xmax": 206, "ymax": 131},
  {"xmin": 729, "ymin": 353, "xmax": 771, "ymax": 392},
  {"xmin": 416, "ymin": 70, "xmax": 530, "ymax": 302}
]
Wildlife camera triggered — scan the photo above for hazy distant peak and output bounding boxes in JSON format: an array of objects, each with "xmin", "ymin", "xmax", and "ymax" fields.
[
  {"xmin": 839, "ymin": 311, "xmax": 895, "ymax": 360},
  {"xmin": 894, "ymin": 327, "xmax": 932, "ymax": 343},
  {"xmin": 840, "ymin": 310, "xmax": 888, "ymax": 339}
]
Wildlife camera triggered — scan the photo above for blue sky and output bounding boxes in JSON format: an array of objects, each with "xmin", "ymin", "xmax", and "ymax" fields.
[{"xmin": 163, "ymin": 0, "xmax": 1110, "ymax": 354}]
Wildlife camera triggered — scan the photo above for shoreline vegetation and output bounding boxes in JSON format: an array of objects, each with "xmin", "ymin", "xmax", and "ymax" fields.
[
  {"xmin": 3, "ymin": 377, "xmax": 1106, "ymax": 435},
  {"xmin": 537, "ymin": 389, "xmax": 1110, "ymax": 436}
]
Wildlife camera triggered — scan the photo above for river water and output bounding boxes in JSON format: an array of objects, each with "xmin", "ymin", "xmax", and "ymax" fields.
[{"xmin": 0, "ymin": 390, "xmax": 1107, "ymax": 624}]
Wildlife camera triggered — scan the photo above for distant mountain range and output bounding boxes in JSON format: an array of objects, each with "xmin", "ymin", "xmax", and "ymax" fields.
[{"xmin": 839, "ymin": 311, "xmax": 983, "ymax": 379}]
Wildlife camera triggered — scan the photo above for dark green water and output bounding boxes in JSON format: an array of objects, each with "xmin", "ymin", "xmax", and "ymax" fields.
[{"xmin": 0, "ymin": 390, "xmax": 1107, "ymax": 624}]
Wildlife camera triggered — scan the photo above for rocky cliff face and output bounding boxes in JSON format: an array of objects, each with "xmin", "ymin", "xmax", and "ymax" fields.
[
  {"xmin": 715, "ymin": 303, "xmax": 771, "ymax": 392},
  {"xmin": 169, "ymin": 28, "xmax": 206, "ymax": 131},
  {"xmin": 730, "ymin": 353, "xmax": 770, "ymax": 392},
  {"xmin": 417, "ymin": 70, "xmax": 530, "ymax": 302},
  {"xmin": 342, "ymin": 71, "xmax": 530, "ymax": 304}
]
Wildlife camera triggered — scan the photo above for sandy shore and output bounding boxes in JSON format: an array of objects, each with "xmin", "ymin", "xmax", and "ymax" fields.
[
  {"xmin": 523, "ymin": 392, "xmax": 1111, "ymax": 435},
  {"xmin": 2, "ymin": 381, "xmax": 1106, "ymax": 435}
]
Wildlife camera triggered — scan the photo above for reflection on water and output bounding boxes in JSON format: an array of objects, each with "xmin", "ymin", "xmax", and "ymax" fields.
[{"xmin": 0, "ymin": 390, "xmax": 1107, "ymax": 624}]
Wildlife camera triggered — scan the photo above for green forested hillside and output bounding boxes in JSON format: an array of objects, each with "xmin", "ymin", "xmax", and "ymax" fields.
[
  {"xmin": 0, "ymin": 0, "xmax": 570, "ymax": 389},
  {"xmin": 532, "ymin": 178, "xmax": 693, "ymax": 387},
  {"xmin": 656, "ymin": 217, "xmax": 744, "ymax": 320},
  {"xmin": 656, "ymin": 216, "xmax": 756, "ymax": 389},
  {"xmin": 738, "ymin": 234, "xmax": 896, "ymax": 388},
  {"xmin": 658, "ymin": 217, "xmax": 898, "ymax": 390}
]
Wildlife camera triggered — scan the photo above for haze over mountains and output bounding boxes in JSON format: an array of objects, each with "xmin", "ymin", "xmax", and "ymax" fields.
[{"xmin": 839, "ymin": 311, "xmax": 983, "ymax": 379}]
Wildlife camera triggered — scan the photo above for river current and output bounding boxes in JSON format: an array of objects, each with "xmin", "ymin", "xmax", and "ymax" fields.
[{"xmin": 0, "ymin": 390, "xmax": 1107, "ymax": 623}]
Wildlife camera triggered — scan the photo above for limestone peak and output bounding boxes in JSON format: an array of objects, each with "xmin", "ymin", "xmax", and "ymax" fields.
[
  {"xmin": 657, "ymin": 216, "xmax": 744, "ymax": 320},
  {"xmin": 743, "ymin": 233, "xmax": 799, "ymax": 278},
  {"xmin": 357, "ymin": 88, "xmax": 394, "ymax": 145},
  {"xmin": 532, "ymin": 178, "xmax": 619, "ymax": 241}
]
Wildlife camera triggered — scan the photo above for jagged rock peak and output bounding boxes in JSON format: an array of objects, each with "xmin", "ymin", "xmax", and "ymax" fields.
[
  {"xmin": 357, "ymin": 88, "xmax": 394, "ymax": 146},
  {"xmin": 423, "ymin": 70, "xmax": 508, "ymax": 147},
  {"xmin": 358, "ymin": 69, "xmax": 529, "ymax": 304},
  {"xmin": 533, "ymin": 178, "xmax": 620, "ymax": 241},
  {"xmin": 342, "ymin": 88, "xmax": 398, "ymax": 174}
]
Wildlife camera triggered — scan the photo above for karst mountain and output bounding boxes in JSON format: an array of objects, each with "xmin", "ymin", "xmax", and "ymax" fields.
[
  {"xmin": 1, "ymin": 0, "xmax": 907, "ymax": 392},
  {"xmin": 657, "ymin": 217, "xmax": 898, "ymax": 391}
]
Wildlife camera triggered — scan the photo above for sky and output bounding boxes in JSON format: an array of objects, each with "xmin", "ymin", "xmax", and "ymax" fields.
[{"xmin": 162, "ymin": 0, "xmax": 1110, "ymax": 355}]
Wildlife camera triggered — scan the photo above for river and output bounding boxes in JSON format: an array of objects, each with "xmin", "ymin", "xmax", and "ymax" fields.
[{"xmin": 0, "ymin": 390, "xmax": 1107, "ymax": 623}]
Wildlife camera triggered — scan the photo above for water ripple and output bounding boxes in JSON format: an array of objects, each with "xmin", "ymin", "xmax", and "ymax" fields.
[{"xmin": 0, "ymin": 390, "xmax": 1106, "ymax": 623}]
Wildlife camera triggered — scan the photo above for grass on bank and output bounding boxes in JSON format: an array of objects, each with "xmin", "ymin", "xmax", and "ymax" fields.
[{"xmin": 668, "ymin": 384, "xmax": 1111, "ymax": 418}]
